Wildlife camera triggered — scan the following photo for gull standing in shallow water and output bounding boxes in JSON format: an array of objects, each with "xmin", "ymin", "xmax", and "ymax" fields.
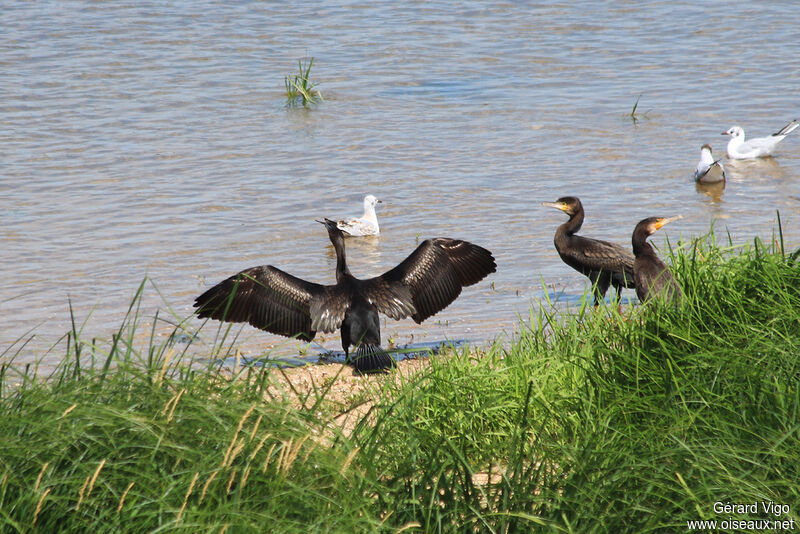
[
  {"xmin": 337, "ymin": 195, "xmax": 382, "ymax": 236},
  {"xmin": 694, "ymin": 144, "xmax": 726, "ymax": 184},
  {"xmin": 194, "ymin": 219, "xmax": 496, "ymax": 374},
  {"xmin": 723, "ymin": 119, "xmax": 799, "ymax": 160},
  {"xmin": 632, "ymin": 216, "xmax": 682, "ymax": 304}
]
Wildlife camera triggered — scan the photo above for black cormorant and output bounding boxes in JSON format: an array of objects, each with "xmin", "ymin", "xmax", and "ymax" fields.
[
  {"xmin": 194, "ymin": 219, "xmax": 496, "ymax": 374},
  {"xmin": 542, "ymin": 196, "xmax": 635, "ymax": 305},
  {"xmin": 631, "ymin": 216, "xmax": 682, "ymax": 303}
]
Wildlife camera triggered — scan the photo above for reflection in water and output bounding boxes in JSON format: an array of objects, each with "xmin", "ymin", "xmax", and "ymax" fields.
[
  {"xmin": 323, "ymin": 235, "xmax": 385, "ymax": 277},
  {"xmin": 342, "ymin": 236, "xmax": 384, "ymax": 269},
  {"xmin": 725, "ymin": 157, "xmax": 783, "ymax": 182},
  {"xmin": 695, "ymin": 181, "xmax": 725, "ymax": 203}
]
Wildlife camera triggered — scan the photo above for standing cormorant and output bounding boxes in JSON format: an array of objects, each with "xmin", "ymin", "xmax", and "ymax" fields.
[
  {"xmin": 632, "ymin": 216, "xmax": 682, "ymax": 303},
  {"xmin": 723, "ymin": 119, "xmax": 799, "ymax": 159},
  {"xmin": 337, "ymin": 195, "xmax": 382, "ymax": 236},
  {"xmin": 542, "ymin": 196, "xmax": 635, "ymax": 305},
  {"xmin": 194, "ymin": 219, "xmax": 496, "ymax": 373}
]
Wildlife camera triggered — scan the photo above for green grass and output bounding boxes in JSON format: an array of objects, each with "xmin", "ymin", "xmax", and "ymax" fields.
[
  {"xmin": 629, "ymin": 93, "xmax": 650, "ymax": 123},
  {"xmin": 284, "ymin": 57, "xmax": 323, "ymax": 107},
  {"xmin": 1, "ymin": 226, "xmax": 799, "ymax": 532}
]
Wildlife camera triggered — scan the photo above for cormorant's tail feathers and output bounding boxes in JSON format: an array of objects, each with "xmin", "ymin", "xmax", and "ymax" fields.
[{"xmin": 351, "ymin": 344, "xmax": 395, "ymax": 374}]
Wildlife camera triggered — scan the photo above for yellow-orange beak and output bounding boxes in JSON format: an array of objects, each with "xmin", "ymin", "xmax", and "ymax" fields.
[
  {"xmin": 654, "ymin": 215, "xmax": 682, "ymax": 230},
  {"xmin": 541, "ymin": 201, "xmax": 568, "ymax": 212}
]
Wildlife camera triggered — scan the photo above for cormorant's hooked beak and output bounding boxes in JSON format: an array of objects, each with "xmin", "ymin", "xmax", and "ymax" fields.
[
  {"xmin": 654, "ymin": 215, "xmax": 682, "ymax": 230},
  {"xmin": 541, "ymin": 201, "xmax": 568, "ymax": 212}
]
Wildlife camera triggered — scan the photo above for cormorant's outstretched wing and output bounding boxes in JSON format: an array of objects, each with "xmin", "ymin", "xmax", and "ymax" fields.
[
  {"xmin": 194, "ymin": 265, "xmax": 346, "ymax": 339},
  {"xmin": 366, "ymin": 238, "xmax": 496, "ymax": 323},
  {"xmin": 358, "ymin": 278, "xmax": 417, "ymax": 321}
]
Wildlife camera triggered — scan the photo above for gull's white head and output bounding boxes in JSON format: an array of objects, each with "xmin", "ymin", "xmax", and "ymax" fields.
[
  {"xmin": 723, "ymin": 126, "xmax": 744, "ymax": 139},
  {"xmin": 364, "ymin": 195, "xmax": 382, "ymax": 210},
  {"xmin": 699, "ymin": 144, "xmax": 714, "ymax": 162}
]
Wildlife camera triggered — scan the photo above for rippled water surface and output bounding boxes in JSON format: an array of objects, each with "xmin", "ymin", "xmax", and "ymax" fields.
[{"xmin": 3, "ymin": 1, "xmax": 799, "ymax": 368}]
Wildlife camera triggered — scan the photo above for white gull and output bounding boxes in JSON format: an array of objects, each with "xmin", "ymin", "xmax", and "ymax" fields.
[
  {"xmin": 694, "ymin": 144, "xmax": 726, "ymax": 184},
  {"xmin": 723, "ymin": 119, "xmax": 798, "ymax": 160},
  {"xmin": 336, "ymin": 195, "xmax": 382, "ymax": 236}
]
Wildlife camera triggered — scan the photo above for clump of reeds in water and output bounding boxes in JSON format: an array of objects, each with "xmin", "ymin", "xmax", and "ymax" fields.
[
  {"xmin": 629, "ymin": 93, "xmax": 650, "ymax": 123},
  {"xmin": 285, "ymin": 57, "xmax": 323, "ymax": 107},
  {"xmin": 0, "ymin": 222, "xmax": 798, "ymax": 532}
]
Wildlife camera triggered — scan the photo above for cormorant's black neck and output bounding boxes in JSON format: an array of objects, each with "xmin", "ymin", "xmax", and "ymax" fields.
[
  {"xmin": 330, "ymin": 232, "xmax": 352, "ymax": 282},
  {"xmin": 556, "ymin": 207, "xmax": 584, "ymax": 239},
  {"xmin": 632, "ymin": 228, "xmax": 655, "ymax": 257}
]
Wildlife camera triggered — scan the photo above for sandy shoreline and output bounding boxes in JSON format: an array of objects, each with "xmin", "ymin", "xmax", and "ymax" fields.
[
  {"xmin": 255, "ymin": 356, "xmax": 435, "ymax": 436},
  {"xmin": 263, "ymin": 356, "xmax": 432, "ymax": 404}
]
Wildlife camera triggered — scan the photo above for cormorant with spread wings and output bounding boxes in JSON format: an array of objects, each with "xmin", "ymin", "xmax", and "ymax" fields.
[{"xmin": 194, "ymin": 219, "xmax": 496, "ymax": 373}]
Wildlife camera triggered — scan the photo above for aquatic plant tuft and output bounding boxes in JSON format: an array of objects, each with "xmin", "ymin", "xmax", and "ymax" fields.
[{"xmin": 285, "ymin": 57, "xmax": 323, "ymax": 107}]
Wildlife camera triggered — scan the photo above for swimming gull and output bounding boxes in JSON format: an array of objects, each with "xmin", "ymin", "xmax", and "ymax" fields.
[
  {"xmin": 723, "ymin": 119, "xmax": 798, "ymax": 160},
  {"xmin": 337, "ymin": 195, "xmax": 382, "ymax": 236},
  {"xmin": 694, "ymin": 144, "xmax": 726, "ymax": 183}
]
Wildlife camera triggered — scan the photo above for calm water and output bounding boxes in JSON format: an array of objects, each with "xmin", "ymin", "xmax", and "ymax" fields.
[{"xmin": 3, "ymin": 1, "xmax": 799, "ymax": 368}]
